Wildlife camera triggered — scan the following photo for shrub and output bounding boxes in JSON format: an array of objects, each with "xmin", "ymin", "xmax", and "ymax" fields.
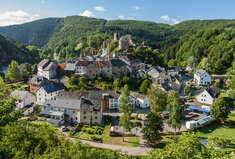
[
  {"xmin": 91, "ymin": 136, "xmax": 101, "ymax": 141},
  {"xmin": 81, "ymin": 126, "xmax": 87, "ymax": 132},
  {"xmin": 86, "ymin": 128, "xmax": 93, "ymax": 134}
]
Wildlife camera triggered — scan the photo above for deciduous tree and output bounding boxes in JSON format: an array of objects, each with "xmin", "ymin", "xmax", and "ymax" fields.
[
  {"xmin": 141, "ymin": 112, "xmax": 163, "ymax": 146},
  {"xmin": 211, "ymin": 97, "xmax": 230, "ymax": 122},
  {"xmin": 7, "ymin": 60, "xmax": 20, "ymax": 82},
  {"xmin": 118, "ymin": 85, "xmax": 133, "ymax": 141}
]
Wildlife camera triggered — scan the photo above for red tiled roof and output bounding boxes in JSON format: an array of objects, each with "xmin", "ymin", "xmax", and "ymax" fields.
[
  {"xmin": 96, "ymin": 61, "xmax": 111, "ymax": 67},
  {"xmin": 59, "ymin": 63, "xmax": 66, "ymax": 69},
  {"xmin": 76, "ymin": 61, "xmax": 88, "ymax": 66}
]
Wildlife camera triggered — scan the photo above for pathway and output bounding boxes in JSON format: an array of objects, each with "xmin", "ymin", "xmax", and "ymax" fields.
[{"xmin": 70, "ymin": 137, "xmax": 152, "ymax": 156}]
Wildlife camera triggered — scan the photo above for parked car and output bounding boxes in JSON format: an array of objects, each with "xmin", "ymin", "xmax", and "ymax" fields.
[
  {"xmin": 187, "ymin": 99, "xmax": 194, "ymax": 102},
  {"xmin": 61, "ymin": 126, "xmax": 67, "ymax": 132}
]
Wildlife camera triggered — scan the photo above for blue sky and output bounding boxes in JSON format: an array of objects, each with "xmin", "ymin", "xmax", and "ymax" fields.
[{"xmin": 0, "ymin": 0, "xmax": 235, "ymax": 26}]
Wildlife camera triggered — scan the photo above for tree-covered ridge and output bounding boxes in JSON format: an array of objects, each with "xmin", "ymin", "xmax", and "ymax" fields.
[
  {"xmin": 0, "ymin": 18, "xmax": 61, "ymax": 47},
  {"xmin": 0, "ymin": 34, "xmax": 40, "ymax": 67},
  {"xmin": 163, "ymin": 27, "xmax": 235, "ymax": 74}
]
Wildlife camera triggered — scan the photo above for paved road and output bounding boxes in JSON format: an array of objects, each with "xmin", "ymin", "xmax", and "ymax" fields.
[
  {"xmin": 180, "ymin": 74, "xmax": 191, "ymax": 99},
  {"xmin": 69, "ymin": 137, "xmax": 152, "ymax": 156}
]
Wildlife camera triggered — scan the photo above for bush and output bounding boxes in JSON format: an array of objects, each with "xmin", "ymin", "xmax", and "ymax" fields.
[
  {"xmin": 86, "ymin": 128, "xmax": 94, "ymax": 134},
  {"xmin": 28, "ymin": 116, "xmax": 38, "ymax": 121},
  {"xmin": 81, "ymin": 126, "xmax": 87, "ymax": 132},
  {"xmin": 91, "ymin": 136, "xmax": 101, "ymax": 141}
]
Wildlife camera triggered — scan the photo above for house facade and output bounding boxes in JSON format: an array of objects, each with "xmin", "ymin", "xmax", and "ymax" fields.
[
  {"xmin": 38, "ymin": 59, "xmax": 58, "ymax": 80},
  {"xmin": 85, "ymin": 61, "xmax": 99, "ymax": 79},
  {"xmin": 110, "ymin": 59, "xmax": 129, "ymax": 78},
  {"xmin": 196, "ymin": 86, "xmax": 220, "ymax": 105},
  {"xmin": 36, "ymin": 83, "xmax": 65, "ymax": 104},
  {"xmin": 40, "ymin": 91, "xmax": 102, "ymax": 125},
  {"xmin": 194, "ymin": 69, "xmax": 212, "ymax": 86},
  {"xmin": 11, "ymin": 90, "xmax": 36, "ymax": 109},
  {"xmin": 75, "ymin": 61, "xmax": 88, "ymax": 74},
  {"xmin": 96, "ymin": 61, "xmax": 112, "ymax": 77}
]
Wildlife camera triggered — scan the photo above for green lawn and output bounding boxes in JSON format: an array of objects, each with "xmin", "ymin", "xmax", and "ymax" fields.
[
  {"xmin": 74, "ymin": 131, "xmax": 84, "ymax": 138},
  {"xmin": 199, "ymin": 123, "xmax": 235, "ymax": 139},
  {"xmin": 101, "ymin": 125, "xmax": 140, "ymax": 147}
]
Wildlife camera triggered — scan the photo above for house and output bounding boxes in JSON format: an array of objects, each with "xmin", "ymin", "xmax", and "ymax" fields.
[
  {"xmin": 40, "ymin": 91, "xmax": 103, "ymax": 125},
  {"xmin": 110, "ymin": 59, "xmax": 128, "ymax": 78},
  {"xmin": 75, "ymin": 61, "xmax": 88, "ymax": 74},
  {"xmin": 11, "ymin": 90, "xmax": 36, "ymax": 109},
  {"xmin": 29, "ymin": 76, "xmax": 48, "ymax": 93},
  {"xmin": 37, "ymin": 59, "xmax": 58, "ymax": 80},
  {"xmin": 96, "ymin": 61, "xmax": 112, "ymax": 77},
  {"xmin": 136, "ymin": 94, "xmax": 149, "ymax": 108},
  {"xmin": 85, "ymin": 61, "xmax": 99, "ymax": 79},
  {"xmin": 64, "ymin": 60, "xmax": 77, "ymax": 75},
  {"xmin": 158, "ymin": 74, "xmax": 182, "ymax": 91},
  {"xmin": 147, "ymin": 66, "xmax": 163, "ymax": 81},
  {"xmin": 194, "ymin": 69, "xmax": 212, "ymax": 86},
  {"xmin": 196, "ymin": 86, "xmax": 221, "ymax": 105},
  {"xmin": 36, "ymin": 83, "xmax": 65, "ymax": 104}
]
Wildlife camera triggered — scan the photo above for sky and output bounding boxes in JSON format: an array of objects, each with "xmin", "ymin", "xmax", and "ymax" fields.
[{"xmin": 0, "ymin": 0, "xmax": 235, "ymax": 26}]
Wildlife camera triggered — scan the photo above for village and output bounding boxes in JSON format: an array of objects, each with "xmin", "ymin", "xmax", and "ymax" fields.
[{"xmin": 2, "ymin": 33, "xmax": 234, "ymax": 155}]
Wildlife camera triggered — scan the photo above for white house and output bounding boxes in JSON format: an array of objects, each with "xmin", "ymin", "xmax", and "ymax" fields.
[
  {"xmin": 136, "ymin": 94, "xmax": 149, "ymax": 108},
  {"xmin": 36, "ymin": 83, "xmax": 65, "ymax": 104},
  {"xmin": 196, "ymin": 86, "xmax": 221, "ymax": 105},
  {"xmin": 194, "ymin": 69, "xmax": 211, "ymax": 86},
  {"xmin": 75, "ymin": 61, "xmax": 88, "ymax": 74},
  {"xmin": 96, "ymin": 61, "xmax": 112, "ymax": 77},
  {"xmin": 38, "ymin": 59, "xmax": 58, "ymax": 80},
  {"xmin": 11, "ymin": 90, "xmax": 36, "ymax": 109}
]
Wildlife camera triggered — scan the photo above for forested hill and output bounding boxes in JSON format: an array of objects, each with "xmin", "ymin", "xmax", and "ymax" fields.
[
  {"xmin": 163, "ymin": 27, "xmax": 235, "ymax": 74},
  {"xmin": 1, "ymin": 16, "xmax": 235, "ymax": 50},
  {"xmin": 0, "ymin": 16, "xmax": 177, "ymax": 49},
  {"xmin": 0, "ymin": 34, "xmax": 40, "ymax": 67}
]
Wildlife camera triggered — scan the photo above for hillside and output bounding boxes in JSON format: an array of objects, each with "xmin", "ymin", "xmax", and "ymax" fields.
[
  {"xmin": 163, "ymin": 27, "xmax": 235, "ymax": 74},
  {"xmin": 0, "ymin": 16, "xmax": 177, "ymax": 49},
  {"xmin": 0, "ymin": 34, "xmax": 40, "ymax": 67}
]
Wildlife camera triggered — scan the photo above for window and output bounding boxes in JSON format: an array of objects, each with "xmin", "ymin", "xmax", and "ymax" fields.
[
  {"xmin": 84, "ymin": 112, "xmax": 86, "ymax": 114},
  {"xmin": 204, "ymin": 95, "xmax": 206, "ymax": 97},
  {"xmin": 95, "ymin": 112, "xmax": 97, "ymax": 115},
  {"xmin": 204, "ymin": 99, "xmax": 206, "ymax": 102},
  {"xmin": 58, "ymin": 109, "xmax": 60, "ymax": 111},
  {"xmin": 51, "ymin": 108, "xmax": 53, "ymax": 110},
  {"xmin": 75, "ymin": 117, "xmax": 77, "ymax": 120},
  {"xmin": 73, "ymin": 110, "xmax": 75, "ymax": 113},
  {"xmin": 64, "ymin": 110, "xmax": 66, "ymax": 113},
  {"xmin": 39, "ymin": 98, "xmax": 41, "ymax": 100},
  {"xmin": 95, "ymin": 116, "xmax": 98, "ymax": 119},
  {"xmin": 84, "ymin": 116, "xmax": 86, "ymax": 119}
]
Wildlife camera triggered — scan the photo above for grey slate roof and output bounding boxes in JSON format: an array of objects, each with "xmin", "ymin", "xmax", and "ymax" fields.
[
  {"xmin": 110, "ymin": 59, "xmax": 126, "ymax": 66},
  {"xmin": 11, "ymin": 90, "xmax": 29, "ymax": 100},
  {"xmin": 56, "ymin": 91, "xmax": 88, "ymax": 100},
  {"xmin": 42, "ymin": 83, "xmax": 65, "ymax": 93},
  {"xmin": 195, "ymin": 69, "xmax": 207, "ymax": 77},
  {"xmin": 64, "ymin": 63, "xmax": 76, "ymax": 71},
  {"xmin": 29, "ymin": 76, "xmax": 48, "ymax": 86},
  {"xmin": 43, "ymin": 99, "xmax": 81, "ymax": 110}
]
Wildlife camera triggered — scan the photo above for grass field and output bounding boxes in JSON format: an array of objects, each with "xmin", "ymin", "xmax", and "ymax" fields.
[
  {"xmin": 101, "ymin": 125, "xmax": 140, "ymax": 147},
  {"xmin": 199, "ymin": 112, "xmax": 235, "ymax": 139}
]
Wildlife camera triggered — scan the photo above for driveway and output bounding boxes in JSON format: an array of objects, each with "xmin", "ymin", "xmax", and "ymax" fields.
[{"xmin": 180, "ymin": 74, "xmax": 191, "ymax": 99}]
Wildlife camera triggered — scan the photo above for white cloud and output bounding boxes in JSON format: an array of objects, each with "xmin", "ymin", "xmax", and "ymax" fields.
[
  {"xmin": 160, "ymin": 15, "xmax": 170, "ymax": 21},
  {"xmin": 160, "ymin": 15, "xmax": 180, "ymax": 24},
  {"xmin": 79, "ymin": 10, "xmax": 95, "ymax": 18},
  {"xmin": 172, "ymin": 19, "xmax": 180, "ymax": 24},
  {"xmin": 118, "ymin": 15, "xmax": 135, "ymax": 20},
  {"xmin": 133, "ymin": 6, "xmax": 140, "ymax": 10},
  {"xmin": 118, "ymin": 15, "xmax": 125, "ymax": 20},
  {"xmin": 0, "ymin": 10, "xmax": 40, "ymax": 26},
  {"xmin": 94, "ymin": 6, "xmax": 105, "ymax": 12},
  {"xmin": 177, "ymin": 15, "xmax": 180, "ymax": 18},
  {"xmin": 41, "ymin": 1, "xmax": 45, "ymax": 4}
]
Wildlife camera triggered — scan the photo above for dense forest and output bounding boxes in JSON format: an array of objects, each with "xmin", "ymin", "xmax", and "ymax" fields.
[{"xmin": 0, "ymin": 34, "xmax": 40, "ymax": 67}]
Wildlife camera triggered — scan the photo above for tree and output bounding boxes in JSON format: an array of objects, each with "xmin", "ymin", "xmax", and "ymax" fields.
[
  {"xmin": 141, "ymin": 112, "xmax": 163, "ymax": 146},
  {"xmin": 32, "ymin": 64, "xmax": 37, "ymax": 74},
  {"xmin": 118, "ymin": 85, "xmax": 133, "ymax": 141},
  {"xmin": 113, "ymin": 78, "xmax": 121, "ymax": 89},
  {"xmin": 109, "ymin": 72, "xmax": 113, "ymax": 82},
  {"xmin": 166, "ymin": 91, "xmax": 184, "ymax": 134},
  {"xmin": 140, "ymin": 79, "xmax": 150, "ymax": 94},
  {"xmin": 0, "ymin": 72, "xmax": 5, "ymax": 79},
  {"xmin": 7, "ymin": 60, "xmax": 20, "ymax": 82},
  {"xmin": 213, "ymin": 81, "xmax": 222, "ymax": 89},
  {"xmin": 0, "ymin": 77, "xmax": 22, "ymax": 127},
  {"xmin": 148, "ymin": 132, "xmax": 231, "ymax": 158},
  {"xmin": 211, "ymin": 97, "xmax": 230, "ymax": 122},
  {"xmin": 168, "ymin": 59, "xmax": 177, "ymax": 67},
  {"xmin": 147, "ymin": 85, "xmax": 167, "ymax": 112},
  {"xmin": 69, "ymin": 76, "xmax": 77, "ymax": 86},
  {"xmin": 21, "ymin": 67, "xmax": 30, "ymax": 82},
  {"xmin": 79, "ymin": 77, "xmax": 87, "ymax": 85},
  {"xmin": 184, "ymin": 85, "xmax": 190, "ymax": 96},
  {"xmin": 180, "ymin": 61, "xmax": 187, "ymax": 69},
  {"xmin": 23, "ymin": 63, "xmax": 32, "ymax": 74},
  {"xmin": 187, "ymin": 56, "xmax": 197, "ymax": 67}
]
